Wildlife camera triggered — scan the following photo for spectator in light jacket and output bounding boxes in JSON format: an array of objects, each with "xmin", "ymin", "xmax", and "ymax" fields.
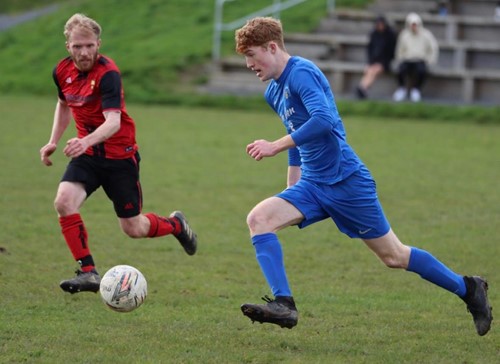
[{"xmin": 392, "ymin": 13, "xmax": 439, "ymax": 102}]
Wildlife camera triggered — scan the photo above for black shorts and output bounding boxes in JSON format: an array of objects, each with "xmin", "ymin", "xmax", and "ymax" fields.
[{"xmin": 61, "ymin": 153, "xmax": 143, "ymax": 218}]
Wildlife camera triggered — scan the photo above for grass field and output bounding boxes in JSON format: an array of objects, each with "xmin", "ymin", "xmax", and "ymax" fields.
[{"xmin": 0, "ymin": 95, "xmax": 498, "ymax": 363}]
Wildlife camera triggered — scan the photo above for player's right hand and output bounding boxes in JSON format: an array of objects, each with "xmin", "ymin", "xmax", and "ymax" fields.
[{"xmin": 40, "ymin": 143, "xmax": 57, "ymax": 166}]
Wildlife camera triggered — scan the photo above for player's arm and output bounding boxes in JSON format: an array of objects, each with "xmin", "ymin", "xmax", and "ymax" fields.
[
  {"xmin": 289, "ymin": 69, "xmax": 334, "ymax": 146},
  {"xmin": 246, "ymin": 134, "xmax": 296, "ymax": 161},
  {"xmin": 41, "ymin": 68, "xmax": 74, "ymax": 166},
  {"xmin": 63, "ymin": 70, "xmax": 122, "ymax": 158},
  {"xmin": 63, "ymin": 110, "xmax": 121, "ymax": 158},
  {"xmin": 40, "ymin": 98, "xmax": 72, "ymax": 166}
]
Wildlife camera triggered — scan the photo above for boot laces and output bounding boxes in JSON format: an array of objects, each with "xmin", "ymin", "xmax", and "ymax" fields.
[{"xmin": 261, "ymin": 295, "xmax": 274, "ymax": 304}]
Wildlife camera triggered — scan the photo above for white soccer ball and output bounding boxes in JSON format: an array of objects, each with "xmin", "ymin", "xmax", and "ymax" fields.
[{"xmin": 99, "ymin": 265, "xmax": 147, "ymax": 313}]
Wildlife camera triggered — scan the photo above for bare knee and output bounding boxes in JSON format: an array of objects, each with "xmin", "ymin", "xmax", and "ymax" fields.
[
  {"xmin": 379, "ymin": 244, "xmax": 411, "ymax": 269},
  {"xmin": 122, "ymin": 225, "xmax": 143, "ymax": 238},
  {"xmin": 364, "ymin": 231, "xmax": 411, "ymax": 269},
  {"xmin": 121, "ymin": 221, "xmax": 145, "ymax": 238},
  {"xmin": 54, "ymin": 182, "xmax": 86, "ymax": 216},
  {"xmin": 247, "ymin": 207, "xmax": 282, "ymax": 236},
  {"xmin": 246, "ymin": 209, "xmax": 266, "ymax": 235},
  {"xmin": 54, "ymin": 193, "xmax": 75, "ymax": 216},
  {"xmin": 120, "ymin": 215, "xmax": 149, "ymax": 238},
  {"xmin": 379, "ymin": 253, "xmax": 408, "ymax": 269}
]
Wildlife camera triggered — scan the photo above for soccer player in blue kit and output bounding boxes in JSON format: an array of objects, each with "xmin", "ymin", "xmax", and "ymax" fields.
[{"xmin": 235, "ymin": 17, "xmax": 492, "ymax": 336}]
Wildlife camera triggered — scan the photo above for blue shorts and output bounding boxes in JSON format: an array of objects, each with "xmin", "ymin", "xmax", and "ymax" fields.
[{"xmin": 276, "ymin": 166, "xmax": 390, "ymax": 239}]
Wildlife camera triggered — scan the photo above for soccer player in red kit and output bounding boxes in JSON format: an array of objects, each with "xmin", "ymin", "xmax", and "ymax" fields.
[{"xmin": 40, "ymin": 13, "xmax": 198, "ymax": 294}]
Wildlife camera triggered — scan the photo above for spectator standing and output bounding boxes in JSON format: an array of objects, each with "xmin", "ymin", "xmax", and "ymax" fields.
[
  {"xmin": 392, "ymin": 13, "xmax": 439, "ymax": 102},
  {"xmin": 356, "ymin": 15, "xmax": 396, "ymax": 99}
]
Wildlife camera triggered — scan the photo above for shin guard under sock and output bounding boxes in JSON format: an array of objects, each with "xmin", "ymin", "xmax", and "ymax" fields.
[
  {"xmin": 145, "ymin": 213, "xmax": 180, "ymax": 237},
  {"xmin": 59, "ymin": 213, "xmax": 95, "ymax": 272},
  {"xmin": 407, "ymin": 247, "xmax": 466, "ymax": 297},
  {"xmin": 252, "ymin": 233, "xmax": 292, "ymax": 297}
]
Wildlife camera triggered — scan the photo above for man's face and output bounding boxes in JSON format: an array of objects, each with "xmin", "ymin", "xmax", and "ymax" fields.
[
  {"xmin": 243, "ymin": 44, "xmax": 277, "ymax": 82},
  {"xmin": 410, "ymin": 22, "xmax": 419, "ymax": 34},
  {"xmin": 375, "ymin": 20, "xmax": 386, "ymax": 32},
  {"xmin": 66, "ymin": 29, "xmax": 101, "ymax": 72}
]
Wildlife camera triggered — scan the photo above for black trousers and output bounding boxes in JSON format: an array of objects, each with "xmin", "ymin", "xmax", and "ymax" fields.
[{"xmin": 396, "ymin": 60, "xmax": 428, "ymax": 90}]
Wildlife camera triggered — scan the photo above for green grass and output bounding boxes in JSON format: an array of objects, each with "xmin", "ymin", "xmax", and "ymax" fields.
[
  {"xmin": 0, "ymin": 94, "xmax": 499, "ymax": 363},
  {"xmin": 0, "ymin": 0, "xmax": 335, "ymax": 99},
  {"xmin": 1, "ymin": 0, "xmax": 499, "ymax": 124},
  {"xmin": 0, "ymin": 0, "xmax": 57, "ymax": 13}
]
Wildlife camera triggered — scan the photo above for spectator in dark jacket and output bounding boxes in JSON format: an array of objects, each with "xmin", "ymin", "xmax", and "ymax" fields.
[{"xmin": 356, "ymin": 16, "xmax": 396, "ymax": 99}]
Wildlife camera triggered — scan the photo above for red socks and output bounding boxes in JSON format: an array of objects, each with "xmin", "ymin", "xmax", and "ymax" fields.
[
  {"xmin": 145, "ymin": 213, "xmax": 181, "ymax": 237},
  {"xmin": 59, "ymin": 213, "xmax": 180, "ymax": 271},
  {"xmin": 59, "ymin": 213, "xmax": 95, "ymax": 272}
]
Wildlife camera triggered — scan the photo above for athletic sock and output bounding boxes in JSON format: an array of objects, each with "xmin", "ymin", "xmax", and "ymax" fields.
[
  {"xmin": 59, "ymin": 213, "xmax": 95, "ymax": 272},
  {"xmin": 407, "ymin": 247, "xmax": 467, "ymax": 297},
  {"xmin": 145, "ymin": 213, "xmax": 180, "ymax": 237},
  {"xmin": 78, "ymin": 255, "xmax": 96, "ymax": 273},
  {"xmin": 252, "ymin": 233, "xmax": 292, "ymax": 297}
]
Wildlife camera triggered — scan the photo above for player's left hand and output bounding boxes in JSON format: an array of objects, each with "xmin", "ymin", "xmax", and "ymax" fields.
[
  {"xmin": 246, "ymin": 139, "xmax": 277, "ymax": 161},
  {"xmin": 63, "ymin": 137, "xmax": 88, "ymax": 158}
]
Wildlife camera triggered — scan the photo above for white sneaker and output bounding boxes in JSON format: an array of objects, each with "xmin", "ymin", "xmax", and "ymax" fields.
[
  {"xmin": 410, "ymin": 88, "xmax": 421, "ymax": 102},
  {"xmin": 393, "ymin": 87, "xmax": 406, "ymax": 102}
]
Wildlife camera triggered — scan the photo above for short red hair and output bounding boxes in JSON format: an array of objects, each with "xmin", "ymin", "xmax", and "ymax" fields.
[{"xmin": 235, "ymin": 17, "xmax": 285, "ymax": 54}]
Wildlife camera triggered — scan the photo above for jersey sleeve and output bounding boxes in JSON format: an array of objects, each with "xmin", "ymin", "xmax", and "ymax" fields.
[
  {"xmin": 289, "ymin": 68, "xmax": 334, "ymax": 146},
  {"xmin": 100, "ymin": 71, "xmax": 122, "ymax": 111},
  {"xmin": 288, "ymin": 147, "xmax": 301, "ymax": 166},
  {"xmin": 52, "ymin": 67, "xmax": 65, "ymax": 100}
]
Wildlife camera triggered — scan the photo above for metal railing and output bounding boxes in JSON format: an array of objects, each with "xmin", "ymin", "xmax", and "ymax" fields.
[{"xmin": 212, "ymin": 0, "xmax": 335, "ymax": 61}]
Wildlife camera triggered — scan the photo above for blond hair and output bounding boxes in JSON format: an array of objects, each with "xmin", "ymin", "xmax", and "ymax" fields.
[
  {"xmin": 235, "ymin": 17, "xmax": 285, "ymax": 54},
  {"xmin": 64, "ymin": 13, "xmax": 101, "ymax": 40}
]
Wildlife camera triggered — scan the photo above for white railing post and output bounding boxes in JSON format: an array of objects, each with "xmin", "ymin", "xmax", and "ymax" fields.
[
  {"xmin": 212, "ymin": 0, "xmax": 307, "ymax": 62},
  {"xmin": 326, "ymin": 0, "xmax": 335, "ymax": 13},
  {"xmin": 273, "ymin": 0, "xmax": 281, "ymax": 18},
  {"xmin": 213, "ymin": 0, "xmax": 235, "ymax": 62}
]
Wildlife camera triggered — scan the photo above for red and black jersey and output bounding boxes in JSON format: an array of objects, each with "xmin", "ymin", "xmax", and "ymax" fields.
[{"xmin": 53, "ymin": 55, "xmax": 138, "ymax": 159}]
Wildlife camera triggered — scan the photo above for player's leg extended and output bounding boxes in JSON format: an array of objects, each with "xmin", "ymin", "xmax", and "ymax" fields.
[
  {"xmin": 109, "ymin": 155, "xmax": 197, "ymax": 255},
  {"xmin": 363, "ymin": 230, "xmax": 466, "ymax": 292},
  {"xmin": 364, "ymin": 230, "xmax": 492, "ymax": 335},
  {"xmin": 241, "ymin": 197, "xmax": 302, "ymax": 328},
  {"xmin": 118, "ymin": 212, "xmax": 197, "ymax": 256}
]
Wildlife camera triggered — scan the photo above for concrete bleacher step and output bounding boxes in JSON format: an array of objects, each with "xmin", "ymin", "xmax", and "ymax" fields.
[
  {"xmin": 314, "ymin": 60, "xmax": 500, "ymax": 104},
  {"xmin": 285, "ymin": 32, "xmax": 367, "ymax": 62},
  {"xmin": 367, "ymin": 0, "xmax": 499, "ymax": 17},
  {"xmin": 204, "ymin": 0, "xmax": 500, "ymax": 105},
  {"xmin": 206, "ymin": 56, "xmax": 500, "ymax": 104},
  {"xmin": 450, "ymin": 0, "xmax": 500, "ymax": 17},
  {"xmin": 367, "ymin": 0, "xmax": 440, "ymax": 15},
  {"xmin": 317, "ymin": 8, "xmax": 500, "ymax": 43},
  {"xmin": 286, "ymin": 29, "xmax": 500, "ymax": 74},
  {"xmin": 200, "ymin": 71, "xmax": 266, "ymax": 95},
  {"xmin": 286, "ymin": 31, "xmax": 500, "ymax": 71}
]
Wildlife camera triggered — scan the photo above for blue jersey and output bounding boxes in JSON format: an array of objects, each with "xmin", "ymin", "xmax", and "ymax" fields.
[{"xmin": 265, "ymin": 56, "xmax": 363, "ymax": 185}]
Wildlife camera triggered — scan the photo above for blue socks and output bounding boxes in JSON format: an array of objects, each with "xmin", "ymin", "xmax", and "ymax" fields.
[
  {"xmin": 407, "ymin": 247, "xmax": 466, "ymax": 297},
  {"xmin": 251, "ymin": 238, "xmax": 467, "ymax": 298},
  {"xmin": 252, "ymin": 233, "xmax": 291, "ymax": 297}
]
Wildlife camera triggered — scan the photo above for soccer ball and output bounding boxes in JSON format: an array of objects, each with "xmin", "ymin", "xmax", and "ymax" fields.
[{"xmin": 99, "ymin": 265, "xmax": 147, "ymax": 313}]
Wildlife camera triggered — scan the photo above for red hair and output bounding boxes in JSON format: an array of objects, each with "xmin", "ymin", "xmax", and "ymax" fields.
[{"xmin": 235, "ymin": 17, "xmax": 285, "ymax": 53}]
